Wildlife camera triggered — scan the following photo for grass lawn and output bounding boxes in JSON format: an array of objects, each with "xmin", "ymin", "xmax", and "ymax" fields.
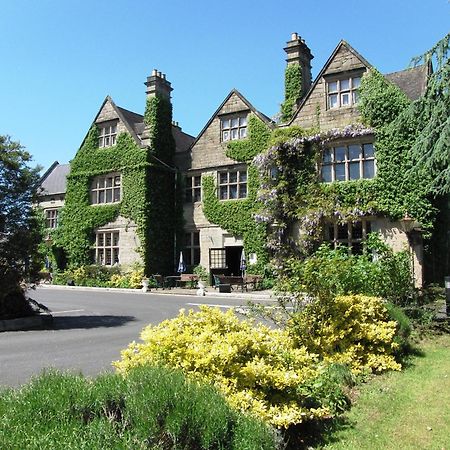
[{"xmin": 319, "ymin": 333, "xmax": 450, "ymax": 449}]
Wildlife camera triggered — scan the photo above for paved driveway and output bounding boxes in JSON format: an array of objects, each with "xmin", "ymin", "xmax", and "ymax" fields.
[{"xmin": 0, "ymin": 286, "xmax": 261, "ymax": 387}]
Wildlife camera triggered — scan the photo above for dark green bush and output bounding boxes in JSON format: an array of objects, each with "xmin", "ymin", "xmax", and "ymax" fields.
[{"xmin": 0, "ymin": 367, "xmax": 279, "ymax": 450}]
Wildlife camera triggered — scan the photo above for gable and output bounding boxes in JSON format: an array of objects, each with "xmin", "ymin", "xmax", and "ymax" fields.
[
  {"xmin": 291, "ymin": 41, "xmax": 370, "ymax": 131},
  {"xmin": 188, "ymin": 90, "xmax": 268, "ymax": 171}
]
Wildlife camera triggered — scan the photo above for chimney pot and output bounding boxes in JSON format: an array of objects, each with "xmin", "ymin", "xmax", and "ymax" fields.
[
  {"xmin": 291, "ymin": 32, "xmax": 298, "ymax": 41},
  {"xmin": 152, "ymin": 69, "xmax": 158, "ymax": 76}
]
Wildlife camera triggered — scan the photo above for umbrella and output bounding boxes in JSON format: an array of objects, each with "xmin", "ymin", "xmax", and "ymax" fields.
[
  {"xmin": 240, "ymin": 248, "xmax": 246, "ymax": 276},
  {"xmin": 177, "ymin": 251, "xmax": 186, "ymax": 274}
]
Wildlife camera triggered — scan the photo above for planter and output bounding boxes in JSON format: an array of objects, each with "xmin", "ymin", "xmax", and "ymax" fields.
[{"xmin": 141, "ymin": 279, "xmax": 150, "ymax": 293}]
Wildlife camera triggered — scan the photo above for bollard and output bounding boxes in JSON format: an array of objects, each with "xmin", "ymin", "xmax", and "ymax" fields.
[{"xmin": 445, "ymin": 276, "xmax": 450, "ymax": 317}]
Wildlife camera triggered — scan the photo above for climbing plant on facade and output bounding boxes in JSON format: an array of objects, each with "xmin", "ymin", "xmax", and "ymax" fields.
[
  {"xmin": 280, "ymin": 64, "xmax": 302, "ymax": 122},
  {"xmin": 202, "ymin": 114, "xmax": 271, "ymax": 274}
]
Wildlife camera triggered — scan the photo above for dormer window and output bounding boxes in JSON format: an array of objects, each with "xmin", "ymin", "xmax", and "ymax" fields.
[
  {"xmin": 90, "ymin": 174, "xmax": 122, "ymax": 204},
  {"xmin": 327, "ymin": 76, "xmax": 361, "ymax": 109},
  {"xmin": 221, "ymin": 115, "xmax": 247, "ymax": 142},
  {"xmin": 98, "ymin": 123, "xmax": 117, "ymax": 147}
]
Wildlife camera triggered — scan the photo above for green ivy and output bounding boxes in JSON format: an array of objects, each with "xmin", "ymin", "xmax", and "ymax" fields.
[
  {"xmin": 202, "ymin": 114, "xmax": 271, "ymax": 274},
  {"xmin": 281, "ymin": 64, "xmax": 302, "ymax": 122},
  {"xmin": 55, "ymin": 94, "xmax": 177, "ymax": 275}
]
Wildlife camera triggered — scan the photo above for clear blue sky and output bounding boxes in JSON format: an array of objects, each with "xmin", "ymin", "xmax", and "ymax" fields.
[{"xmin": 1, "ymin": 0, "xmax": 448, "ymax": 171}]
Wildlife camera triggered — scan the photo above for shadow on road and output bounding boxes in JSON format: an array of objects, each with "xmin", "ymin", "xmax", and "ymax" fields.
[{"xmin": 50, "ymin": 315, "xmax": 137, "ymax": 330}]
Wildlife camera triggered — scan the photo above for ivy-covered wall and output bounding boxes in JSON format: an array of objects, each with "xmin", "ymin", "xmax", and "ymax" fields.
[
  {"xmin": 201, "ymin": 114, "xmax": 271, "ymax": 274},
  {"xmin": 55, "ymin": 93, "xmax": 177, "ymax": 276},
  {"xmin": 280, "ymin": 64, "xmax": 302, "ymax": 123}
]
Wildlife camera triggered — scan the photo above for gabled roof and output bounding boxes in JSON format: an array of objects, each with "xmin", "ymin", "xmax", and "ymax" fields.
[
  {"xmin": 38, "ymin": 162, "xmax": 70, "ymax": 195},
  {"xmin": 188, "ymin": 89, "xmax": 275, "ymax": 150},
  {"xmin": 385, "ymin": 64, "xmax": 430, "ymax": 100},
  {"xmin": 289, "ymin": 40, "xmax": 372, "ymax": 125}
]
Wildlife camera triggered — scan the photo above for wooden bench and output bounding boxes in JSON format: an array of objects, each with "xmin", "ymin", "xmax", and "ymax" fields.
[
  {"xmin": 244, "ymin": 275, "xmax": 263, "ymax": 290},
  {"xmin": 177, "ymin": 274, "xmax": 199, "ymax": 288},
  {"xmin": 217, "ymin": 275, "xmax": 246, "ymax": 291}
]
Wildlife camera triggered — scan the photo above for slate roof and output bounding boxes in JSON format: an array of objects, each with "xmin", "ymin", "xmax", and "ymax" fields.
[
  {"xmin": 384, "ymin": 64, "xmax": 429, "ymax": 100},
  {"xmin": 38, "ymin": 162, "xmax": 70, "ymax": 195}
]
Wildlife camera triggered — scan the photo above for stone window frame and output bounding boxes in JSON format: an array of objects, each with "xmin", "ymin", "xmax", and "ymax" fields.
[
  {"xmin": 218, "ymin": 168, "xmax": 247, "ymax": 200},
  {"xmin": 185, "ymin": 174, "xmax": 201, "ymax": 203},
  {"xmin": 220, "ymin": 114, "xmax": 248, "ymax": 142},
  {"xmin": 98, "ymin": 121, "xmax": 118, "ymax": 148},
  {"xmin": 90, "ymin": 173, "xmax": 122, "ymax": 205},
  {"xmin": 184, "ymin": 230, "xmax": 200, "ymax": 267},
  {"xmin": 321, "ymin": 142, "xmax": 375, "ymax": 182},
  {"xmin": 326, "ymin": 73, "xmax": 362, "ymax": 109},
  {"xmin": 325, "ymin": 219, "xmax": 372, "ymax": 255},
  {"xmin": 45, "ymin": 208, "xmax": 59, "ymax": 229},
  {"xmin": 95, "ymin": 230, "xmax": 119, "ymax": 266}
]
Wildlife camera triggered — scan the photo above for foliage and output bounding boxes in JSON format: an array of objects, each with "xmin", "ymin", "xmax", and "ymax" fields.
[
  {"xmin": 202, "ymin": 114, "xmax": 272, "ymax": 274},
  {"xmin": 281, "ymin": 64, "xmax": 302, "ymax": 122},
  {"xmin": 56, "ymin": 93, "xmax": 177, "ymax": 276},
  {"xmin": 276, "ymin": 234, "xmax": 415, "ymax": 307},
  {"xmin": 115, "ymin": 306, "xmax": 351, "ymax": 428},
  {"xmin": 52, "ymin": 264, "xmax": 145, "ymax": 289},
  {"xmin": 193, "ymin": 264, "xmax": 209, "ymax": 282},
  {"xmin": 0, "ymin": 135, "xmax": 42, "ymax": 318},
  {"xmin": 0, "ymin": 367, "xmax": 279, "ymax": 450},
  {"xmin": 289, "ymin": 294, "xmax": 402, "ymax": 374},
  {"xmin": 409, "ymin": 33, "xmax": 450, "ymax": 195}
]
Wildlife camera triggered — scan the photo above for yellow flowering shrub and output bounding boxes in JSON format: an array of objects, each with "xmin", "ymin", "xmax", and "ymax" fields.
[
  {"xmin": 289, "ymin": 294, "xmax": 401, "ymax": 374},
  {"xmin": 114, "ymin": 306, "xmax": 331, "ymax": 428}
]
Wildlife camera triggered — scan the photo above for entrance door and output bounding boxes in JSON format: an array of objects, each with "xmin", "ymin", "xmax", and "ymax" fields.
[{"xmin": 225, "ymin": 246, "xmax": 243, "ymax": 276}]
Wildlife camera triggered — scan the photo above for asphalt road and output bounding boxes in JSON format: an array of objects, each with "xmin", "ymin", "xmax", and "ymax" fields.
[{"xmin": 0, "ymin": 286, "xmax": 255, "ymax": 388}]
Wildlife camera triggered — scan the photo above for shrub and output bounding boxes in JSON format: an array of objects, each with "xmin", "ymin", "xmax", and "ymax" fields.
[
  {"xmin": 288, "ymin": 294, "xmax": 402, "ymax": 374},
  {"xmin": 0, "ymin": 367, "xmax": 278, "ymax": 450},
  {"xmin": 276, "ymin": 234, "xmax": 415, "ymax": 306},
  {"xmin": 115, "ymin": 306, "xmax": 340, "ymax": 428}
]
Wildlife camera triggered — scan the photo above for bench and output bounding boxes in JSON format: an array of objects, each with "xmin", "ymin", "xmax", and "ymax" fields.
[
  {"xmin": 217, "ymin": 275, "xmax": 246, "ymax": 291},
  {"xmin": 177, "ymin": 274, "xmax": 199, "ymax": 288},
  {"xmin": 244, "ymin": 275, "xmax": 263, "ymax": 290}
]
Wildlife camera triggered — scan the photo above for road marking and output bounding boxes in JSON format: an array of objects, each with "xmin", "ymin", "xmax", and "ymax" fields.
[
  {"xmin": 186, "ymin": 303, "xmax": 235, "ymax": 309},
  {"xmin": 51, "ymin": 309, "xmax": 85, "ymax": 314}
]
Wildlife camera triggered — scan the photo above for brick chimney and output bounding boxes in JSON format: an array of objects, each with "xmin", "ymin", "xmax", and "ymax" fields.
[
  {"xmin": 145, "ymin": 69, "xmax": 173, "ymax": 100},
  {"xmin": 284, "ymin": 33, "xmax": 314, "ymax": 99}
]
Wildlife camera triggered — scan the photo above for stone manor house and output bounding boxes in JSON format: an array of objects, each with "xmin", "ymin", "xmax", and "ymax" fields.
[{"xmin": 37, "ymin": 33, "xmax": 431, "ymax": 285}]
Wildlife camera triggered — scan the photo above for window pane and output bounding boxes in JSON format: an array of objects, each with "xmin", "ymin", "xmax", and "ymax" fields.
[
  {"xmin": 363, "ymin": 160, "xmax": 375, "ymax": 179},
  {"xmin": 222, "ymin": 131, "xmax": 229, "ymax": 141},
  {"xmin": 329, "ymin": 94, "xmax": 338, "ymax": 108},
  {"xmin": 106, "ymin": 233, "xmax": 111, "ymax": 246},
  {"xmin": 335, "ymin": 147, "xmax": 346, "ymax": 162},
  {"xmin": 239, "ymin": 171, "xmax": 247, "ymax": 182},
  {"xmin": 239, "ymin": 184, "xmax": 247, "ymax": 198},
  {"xmin": 98, "ymin": 249, "xmax": 104, "ymax": 264},
  {"xmin": 363, "ymin": 143, "xmax": 374, "ymax": 158},
  {"xmin": 352, "ymin": 91, "xmax": 359, "ymax": 104},
  {"xmin": 341, "ymin": 93, "xmax": 350, "ymax": 106},
  {"xmin": 105, "ymin": 137, "xmax": 110, "ymax": 146},
  {"xmin": 91, "ymin": 192, "xmax": 97, "ymax": 204},
  {"xmin": 328, "ymin": 81, "xmax": 338, "ymax": 92},
  {"xmin": 352, "ymin": 222, "xmax": 363, "ymax": 239},
  {"xmin": 340, "ymin": 79, "xmax": 350, "ymax": 90},
  {"xmin": 229, "ymin": 172, "xmax": 237, "ymax": 183},
  {"xmin": 220, "ymin": 186, "xmax": 228, "ymax": 199},
  {"xmin": 222, "ymin": 119, "xmax": 230, "ymax": 129},
  {"xmin": 239, "ymin": 128, "xmax": 247, "ymax": 138},
  {"xmin": 114, "ymin": 176, "xmax": 121, "ymax": 186},
  {"xmin": 113, "ymin": 232, "xmax": 119, "ymax": 246},
  {"xmin": 99, "ymin": 191, "xmax": 105, "ymax": 203},
  {"xmin": 349, "ymin": 162, "xmax": 360, "ymax": 180},
  {"xmin": 229, "ymin": 185, "xmax": 237, "ymax": 199},
  {"xmin": 352, "ymin": 77, "xmax": 361, "ymax": 88},
  {"xmin": 219, "ymin": 173, "xmax": 228, "ymax": 184},
  {"xmin": 348, "ymin": 145, "xmax": 360, "ymax": 160},
  {"xmin": 231, "ymin": 118, "xmax": 239, "ymax": 128},
  {"xmin": 193, "ymin": 188, "xmax": 201, "ymax": 202},
  {"xmin": 106, "ymin": 190, "xmax": 112, "ymax": 203},
  {"xmin": 113, "ymin": 188, "xmax": 121, "ymax": 202},
  {"xmin": 323, "ymin": 148, "xmax": 332, "ymax": 163},
  {"xmin": 335, "ymin": 163, "xmax": 346, "ymax": 181},
  {"xmin": 113, "ymin": 249, "xmax": 119, "ymax": 264},
  {"xmin": 321, "ymin": 165, "xmax": 332, "ymax": 182},
  {"xmin": 337, "ymin": 223, "xmax": 348, "ymax": 240},
  {"xmin": 231, "ymin": 129, "xmax": 238, "ymax": 140},
  {"xmin": 193, "ymin": 248, "xmax": 200, "ymax": 265},
  {"xmin": 98, "ymin": 234, "xmax": 104, "ymax": 246},
  {"xmin": 105, "ymin": 249, "xmax": 111, "ymax": 265},
  {"xmin": 194, "ymin": 176, "xmax": 201, "ymax": 186}
]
